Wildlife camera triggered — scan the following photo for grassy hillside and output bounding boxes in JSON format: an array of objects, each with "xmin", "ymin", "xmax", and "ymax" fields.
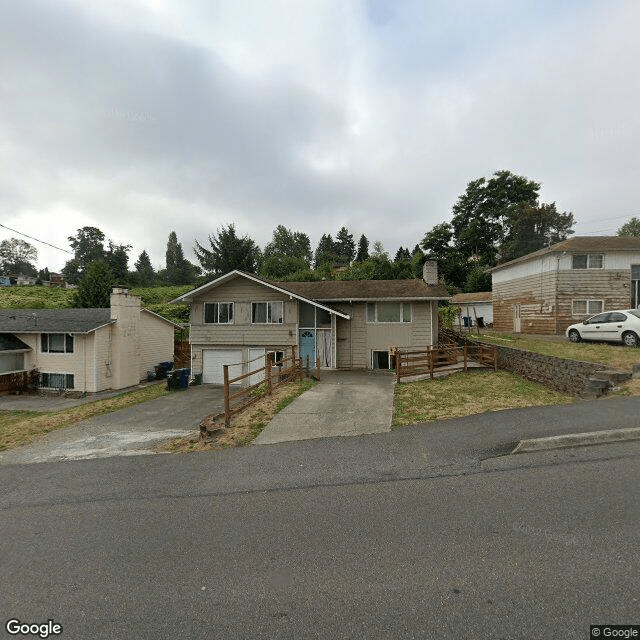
[{"xmin": 0, "ymin": 284, "xmax": 194, "ymax": 325}]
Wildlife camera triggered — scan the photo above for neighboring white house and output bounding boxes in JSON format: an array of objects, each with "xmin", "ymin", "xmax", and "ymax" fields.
[
  {"xmin": 450, "ymin": 292, "xmax": 493, "ymax": 328},
  {"xmin": 0, "ymin": 288, "xmax": 178, "ymax": 393},
  {"xmin": 491, "ymin": 236, "xmax": 640, "ymax": 334}
]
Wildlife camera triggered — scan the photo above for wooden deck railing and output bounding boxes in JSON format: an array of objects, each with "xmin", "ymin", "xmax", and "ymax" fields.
[{"xmin": 394, "ymin": 343, "xmax": 498, "ymax": 382}]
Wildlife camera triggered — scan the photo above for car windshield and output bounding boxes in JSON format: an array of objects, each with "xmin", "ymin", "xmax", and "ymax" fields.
[{"xmin": 628, "ymin": 310, "xmax": 640, "ymax": 319}]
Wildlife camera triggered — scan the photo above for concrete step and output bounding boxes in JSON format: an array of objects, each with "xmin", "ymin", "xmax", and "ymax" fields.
[{"xmin": 592, "ymin": 369, "xmax": 632, "ymax": 384}]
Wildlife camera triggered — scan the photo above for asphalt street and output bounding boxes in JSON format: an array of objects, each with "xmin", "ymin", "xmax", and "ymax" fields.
[{"xmin": 2, "ymin": 397, "xmax": 640, "ymax": 639}]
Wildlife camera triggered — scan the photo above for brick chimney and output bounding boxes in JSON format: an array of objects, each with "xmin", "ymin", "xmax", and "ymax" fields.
[{"xmin": 422, "ymin": 260, "xmax": 438, "ymax": 285}]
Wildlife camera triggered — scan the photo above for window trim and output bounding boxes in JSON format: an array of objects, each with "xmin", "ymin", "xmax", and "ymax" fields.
[
  {"xmin": 366, "ymin": 302, "xmax": 412, "ymax": 323},
  {"xmin": 203, "ymin": 302, "xmax": 234, "ymax": 324},
  {"xmin": 572, "ymin": 253, "xmax": 604, "ymax": 270},
  {"xmin": 40, "ymin": 333, "xmax": 74, "ymax": 354},
  {"xmin": 572, "ymin": 299, "xmax": 604, "ymax": 316},
  {"xmin": 251, "ymin": 301, "xmax": 284, "ymax": 324}
]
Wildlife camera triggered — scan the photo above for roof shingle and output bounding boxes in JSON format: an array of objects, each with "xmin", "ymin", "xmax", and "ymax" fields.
[{"xmin": 0, "ymin": 309, "xmax": 112, "ymax": 333}]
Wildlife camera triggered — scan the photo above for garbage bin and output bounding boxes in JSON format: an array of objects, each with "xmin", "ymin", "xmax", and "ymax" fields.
[
  {"xmin": 154, "ymin": 365, "xmax": 166, "ymax": 380},
  {"xmin": 463, "ymin": 316, "xmax": 469, "ymax": 327},
  {"xmin": 166, "ymin": 369, "xmax": 182, "ymax": 391},
  {"xmin": 193, "ymin": 373, "xmax": 203, "ymax": 386},
  {"xmin": 477, "ymin": 317, "xmax": 484, "ymax": 328},
  {"xmin": 179, "ymin": 368, "xmax": 190, "ymax": 389}
]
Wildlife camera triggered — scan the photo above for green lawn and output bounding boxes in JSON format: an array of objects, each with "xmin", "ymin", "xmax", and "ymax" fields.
[{"xmin": 393, "ymin": 370, "xmax": 573, "ymax": 427}]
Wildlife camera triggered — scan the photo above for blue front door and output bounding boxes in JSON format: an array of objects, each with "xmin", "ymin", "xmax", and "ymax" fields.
[{"xmin": 299, "ymin": 329, "xmax": 315, "ymax": 363}]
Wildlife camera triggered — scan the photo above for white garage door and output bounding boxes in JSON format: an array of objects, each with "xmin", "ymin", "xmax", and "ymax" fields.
[
  {"xmin": 202, "ymin": 349, "xmax": 243, "ymax": 384},
  {"xmin": 248, "ymin": 348, "xmax": 266, "ymax": 386}
]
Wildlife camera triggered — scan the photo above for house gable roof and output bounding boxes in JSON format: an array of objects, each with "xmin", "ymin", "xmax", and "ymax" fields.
[
  {"xmin": 492, "ymin": 236, "xmax": 640, "ymax": 272},
  {"xmin": 171, "ymin": 270, "xmax": 450, "ymax": 310},
  {"xmin": 0, "ymin": 309, "xmax": 113, "ymax": 334}
]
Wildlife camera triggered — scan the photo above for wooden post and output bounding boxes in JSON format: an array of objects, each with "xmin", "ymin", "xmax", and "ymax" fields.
[
  {"xmin": 429, "ymin": 350, "xmax": 434, "ymax": 379},
  {"xmin": 306, "ymin": 355, "xmax": 310, "ymax": 377},
  {"xmin": 493, "ymin": 346, "xmax": 498, "ymax": 371},
  {"xmin": 395, "ymin": 351, "xmax": 401, "ymax": 383},
  {"xmin": 223, "ymin": 365, "xmax": 230, "ymax": 427},
  {"xmin": 316, "ymin": 357, "xmax": 321, "ymax": 381},
  {"xmin": 265, "ymin": 355, "xmax": 272, "ymax": 395},
  {"xmin": 463, "ymin": 345, "xmax": 467, "ymax": 372}
]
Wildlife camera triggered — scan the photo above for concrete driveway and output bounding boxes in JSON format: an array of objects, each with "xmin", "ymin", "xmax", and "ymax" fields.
[
  {"xmin": 254, "ymin": 369, "xmax": 394, "ymax": 445},
  {"xmin": 0, "ymin": 385, "xmax": 224, "ymax": 465}
]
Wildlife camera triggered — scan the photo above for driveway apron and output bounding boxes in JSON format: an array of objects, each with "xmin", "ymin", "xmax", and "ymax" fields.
[
  {"xmin": 0, "ymin": 385, "xmax": 224, "ymax": 465},
  {"xmin": 254, "ymin": 370, "xmax": 394, "ymax": 445}
]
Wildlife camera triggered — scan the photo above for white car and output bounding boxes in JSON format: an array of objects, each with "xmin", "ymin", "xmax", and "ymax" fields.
[{"xmin": 566, "ymin": 309, "xmax": 640, "ymax": 347}]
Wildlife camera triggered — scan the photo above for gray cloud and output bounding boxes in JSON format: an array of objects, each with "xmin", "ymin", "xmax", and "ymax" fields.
[{"xmin": 1, "ymin": 0, "xmax": 639, "ymax": 272}]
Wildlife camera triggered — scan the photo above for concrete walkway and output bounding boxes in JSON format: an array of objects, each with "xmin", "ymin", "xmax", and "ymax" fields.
[{"xmin": 253, "ymin": 369, "xmax": 394, "ymax": 445}]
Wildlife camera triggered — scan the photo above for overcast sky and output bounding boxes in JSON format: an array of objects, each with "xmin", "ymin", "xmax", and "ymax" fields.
[{"xmin": 1, "ymin": 0, "xmax": 639, "ymax": 273}]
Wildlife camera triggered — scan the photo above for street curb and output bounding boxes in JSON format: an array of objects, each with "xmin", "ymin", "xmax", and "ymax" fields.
[{"xmin": 512, "ymin": 427, "xmax": 640, "ymax": 454}]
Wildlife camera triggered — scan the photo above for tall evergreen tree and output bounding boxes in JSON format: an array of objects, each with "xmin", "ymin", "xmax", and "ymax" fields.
[
  {"xmin": 335, "ymin": 227, "xmax": 356, "ymax": 264},
  {"xmin": 394, "ymin": 246, "xmax": 411, "ymax": 263},
  {"xmin": 134, "ymin": 250, "xmax": 155, "ymax": 286},
  {"xmin": 314, "ymin": 234, "xmax": 337, "ymax": 268},
  {"xmin": 355, "ymin": 235, "xmax": 370, "ymax": 262},
  {"xmin": 72, "ymin": 259, "xmax": 113, "ymax": 308},
  {"xmin": 194, "ymin": 224, "xmax": 260, "ymax": 277},
  {"xmin": 165, "ymin": 231, "xmax": 198, "ymax": 284}
]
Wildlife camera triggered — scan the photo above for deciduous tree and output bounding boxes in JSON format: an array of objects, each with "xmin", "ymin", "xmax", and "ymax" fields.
[{"xmin": 0, "ymin": 238, "xmax": 38, "ymax": 276}]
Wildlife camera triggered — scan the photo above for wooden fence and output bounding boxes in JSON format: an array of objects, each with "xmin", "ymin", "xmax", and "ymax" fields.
[
  {"xmin": 394, "ymin": 343, "xmax": 498, "ymax": 382},
  {"xmin": 201, "ymin": 346, "xmax": 320, "ymax": 436}
]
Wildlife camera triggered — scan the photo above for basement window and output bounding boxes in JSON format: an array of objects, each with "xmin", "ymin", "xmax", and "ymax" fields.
[
  {"xmin": 40, "ymin": 373, "xmax": 74, "ymax": 390},
  {"xmin": 372, "ymin": 351, "xmax": 394, "ymax": 369}
]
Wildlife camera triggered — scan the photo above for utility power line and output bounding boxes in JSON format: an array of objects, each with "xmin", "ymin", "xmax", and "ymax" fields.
[{"xmin": 0, "ymin": 223, "xmax": 73, "ymax": 254}]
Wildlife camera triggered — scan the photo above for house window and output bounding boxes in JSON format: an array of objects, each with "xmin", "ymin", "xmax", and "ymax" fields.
[
  {"xmin": 252, "ymin": 302, "xmax": 284, "ymax": 324},
  {"xmin": 366, "ymin": 302, "xmax": 411, "ymax": 323},
  {"xmin": 572, "ymin": 299, "xmax": 604, "ymax": 316},
  {"xmin": 269, "ymin": 351, "xmax": 285, "ymax": 365},
  {"xmin": 41, "ymin": 333, "xmax": 74, "ymax": 354},
  {"xmin": 40, "ymin": 373, "xmax": 74, "ymax": 390},
  {"xmin": 572, "ymin": 254, "xmax": 603, "ymax": 269},
  {"xmin": 0, "ymin": 353, "xmax": 24, "ymax": 374},
  {"xmin": 372, "ymin": 350, "xmax": 394, "ymax": 369},
  {"xmin": 204, "ymin": 302, "xmax": 233, "ymax": 324}
]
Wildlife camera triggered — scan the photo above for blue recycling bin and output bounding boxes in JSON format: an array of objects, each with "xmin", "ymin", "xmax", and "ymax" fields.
[
  {"xmin": 463, "ymin": 316, "xmax": 469, "ymax": 327},
  {"xmin": 179, "ymin": 368, "xmax": 190, "ymax": 389}
]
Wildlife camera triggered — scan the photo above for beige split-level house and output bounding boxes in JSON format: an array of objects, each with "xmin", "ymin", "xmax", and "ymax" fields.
[
  {"xmin": 171, "ymin": 262, "xmax": 450, "ymax": 384},
  {"xmin": 0, "ymin": 288, "xmax": 177, "ymax": 393}
]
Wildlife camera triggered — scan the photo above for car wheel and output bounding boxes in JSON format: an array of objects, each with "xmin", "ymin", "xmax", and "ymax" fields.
[
  {"xmin": 568, "ymin": 329, "xmax": 581, "ymax": 343},
  {"xmin": 622, "ymin": 331, "xmax": 639, "ymax": 347}
]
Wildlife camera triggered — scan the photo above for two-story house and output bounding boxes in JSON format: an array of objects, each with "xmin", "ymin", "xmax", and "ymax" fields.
[
  {"xmin": 171, "ymin": 262, "xmax": 450, "ymax": 384},
  {"xmin": 491, "ymin": 236, "xmax": 640, "ymax": 335}
]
